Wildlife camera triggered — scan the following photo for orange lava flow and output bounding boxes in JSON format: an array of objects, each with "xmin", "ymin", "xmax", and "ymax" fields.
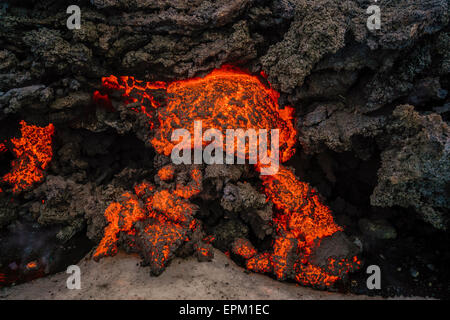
[
  {"xmin": 261, "ymin": 166, "xmax": 342, "ymax": 244},
  {"xmin": 197, "ymin": 247, "xmax": 210, "ymax": 257},
  {"xmin": 295, "ymin": 264, "xmax": 339, "ymax": 287},
  {"xmin": 173, "ymin": 167, "xmax": 202, "ymax": 199},
  {"xmin": 139, "ymin": 215, "xmax": 186, "ymax": 274},
  {"xmin": 246, "ymin": 253, "xmax": 273, "ymax": 273},
  {"xmin": 134, "ymin": 181, "xmax": 154, "ymax": 198},
  {"xmin": 157, "ymin": 165, "xmax": 175, "ymax": 181},
  {"xmin": 2, "ymin": 121, "xmax": 54, "ymax": 193},
  {"xmin": 94, "ymin": 75, "xmax": 167, "ymax": 130},
  {"xmin": 93, "ymin": 192, "xmax": 146, "ymax": 260},
  {"xmin": 94, "ymin": 172, "xmax": 201, "ymax": 273},
  {"xmin": 153, "ymin": 66, "xmax": 297, "ymax": 162},
  {"xmin": 152, "ymin": 189, "xmax": 197, "ymax": 225},
  {"xmin": 93, "ymin": 65, "xmax": 360, "ymax": 288},
  {"xmin": 232, "ymin": 238, "xmax": 257, "ymax": 260},
  {"xmin": 256, "ymin": 166, "xmax": 358, "ymax": 287},
  {"xmin": 96, "ymin": 65, "xmax": 296, "ymax": 162}
]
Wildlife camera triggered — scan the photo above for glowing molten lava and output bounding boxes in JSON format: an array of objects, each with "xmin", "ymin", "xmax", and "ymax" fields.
[
  {"xmin": 157, "ymin": 165, "xmax": 175, "ymax": 181},
  {"xmin": 93, "ymin": 192, "xmax": 146, "ymax": 260},
  {"xmin": 262, "ymin": 166, "xmax": 341, "ymax": 244},
  {"xmin": 2, "ymin": 121, "xmax": 54, "ymax": 193},
  {"xmin": 93, "ymin": 170, "xmax": 202, "ymax": 275},
  {"xmin": 26, "ymin": 261, "xmax": 38, "ymax": 270},
  {"xmin": 95, "ymin": 65, "xmax": 296, "ymax": 162},
  {"xmin": 154, "ymin": 66, "xmax": 297, "ymax": 162},
  {"xmin": 93, "ymin": 65, "xmax": 360, "ymax": 289}
]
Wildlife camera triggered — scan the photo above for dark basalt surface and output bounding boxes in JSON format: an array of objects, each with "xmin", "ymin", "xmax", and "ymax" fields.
[{"xmin": 0, "ymin": 0, "xmax": 449, "ymax": 298}]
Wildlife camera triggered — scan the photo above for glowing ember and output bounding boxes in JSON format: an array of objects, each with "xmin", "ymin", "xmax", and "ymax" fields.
[
  {"xmin": 246, "ymin": 253, "xmax": 273, "ymax": 273},
  {"xmin": 138, "ymin": 217, "xmax": 186, "ymax": 275},
  {"xmin": 0, "ymin": 143, "xmax": 7, "ymax": 153},
  {"xmin": 173, "ymin": 167, "xmax": 202, "ymax": 199},
  {"xmin": 157, "ymin": 165, "xmax": 175, "ymax": 181},
  {"xmin": 2, "ymin": 121, "xmax": 54, "ymax": 193},
  {"xmin": 94, "ymin": 172, "xmax": 201, "ymax": 272},
  {"xmin": 262, "ymin": 166, "xmax": 342, "ymax": 244},
  {"xmin": 232, "ymin": 238, "xmax": 257, "ymax": 260},
  {"xmin": 152, "ymin": 189, "xmax": 197, "ymax": 225},
  {"xmin": 93, "ymin": 192, "xmax": 146, "ymax": 260},
  {"xmin": 26, "ymin": 261, "xmax": 38, "ymax": 270},
  {"xmin": 202, "ymin": 235, "xmax": 215, "ymax": 244},
  {"xmin": 134, "ymin": 181, "xmax": 154, "ymax": 198},
  {"xmin": 294, "ymin": 264, "xmax": 339, "ymax": 288},
  {"xmin": 195, "ymin": 243, "xmax": 214, "ymax": 262},
  {"xmin": 93, "ymin": 65, "xmax": 360, "ymax": 289},
  {"xmin": 271, "ymin": 235, "xmax": 298, "ymax": 280}
]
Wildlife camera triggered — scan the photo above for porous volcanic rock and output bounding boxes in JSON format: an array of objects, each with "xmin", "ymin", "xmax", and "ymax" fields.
[{"xmin": 0, "ymin": 0, "xmax": 449, "ymax": 294}]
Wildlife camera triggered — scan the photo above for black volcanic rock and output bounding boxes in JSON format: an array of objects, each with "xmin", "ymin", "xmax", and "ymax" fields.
[{"xmin": 0, "ymin": 0, "xmax": 449, "ymax": 295}]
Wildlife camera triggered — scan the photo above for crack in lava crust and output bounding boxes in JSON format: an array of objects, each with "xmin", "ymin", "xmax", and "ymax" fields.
[{"xmin": 93, "ymin": 65, "xmax": 361, "ymax": 289}]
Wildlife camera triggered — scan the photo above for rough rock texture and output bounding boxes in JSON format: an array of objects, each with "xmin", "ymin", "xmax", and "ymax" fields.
[
  {"xmin": 29, "ymin": 175, "xmax": 125, "ymax": 243},
  {"xmin": 358, "ymin": 218, "xmax": 397, "ymax": 240},
  {"xmin": 371, "ymin": 105, "xmax": 450, "ymax": 230},
  {"xmin": 0, "ymin": 197, "xmax": 19, "ymax": 228},
  {"xmin": 221, "ymin": 182, "xmax": 267, "ymax": 213},
  {"xmin": 297, "ymin": 102, "xmax": 386, "ymax": 158},
  {"xmin": 309, "ymin": 231, "xmax": 360, "ymax": 269},
  {"xmin": 262, "ymin": 0, "xmax": 449, "ymax": 93},
  {"xmin": 0, "ymin": 0, "xmax": 449, "ymax": 293}
]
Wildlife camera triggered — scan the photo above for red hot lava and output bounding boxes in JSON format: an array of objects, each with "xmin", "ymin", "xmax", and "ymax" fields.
[
  {"xmin": 1, "ymin": 121, "xmax": 54, "ymax": 194},
  {"xmin": 93, "ymin": 65, "xmax": 360, "ymax": 289}
]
